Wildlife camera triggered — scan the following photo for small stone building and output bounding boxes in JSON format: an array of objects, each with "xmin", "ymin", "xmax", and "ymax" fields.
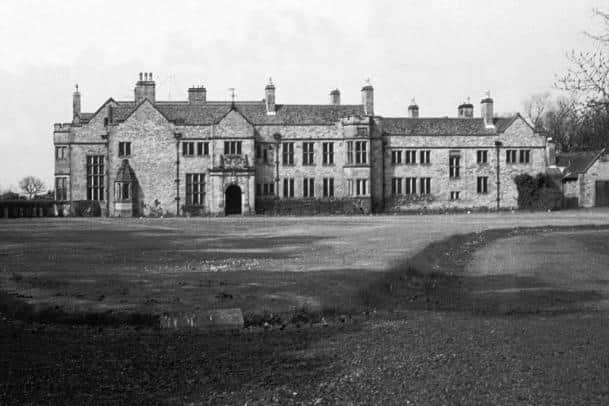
[
  {"xmin": 53, "ymin": 74, "xmax": 549, "ymax": 216},
  {"xmin": 556, "ymin": 149, "xmax": 609, "ymax": 207}
]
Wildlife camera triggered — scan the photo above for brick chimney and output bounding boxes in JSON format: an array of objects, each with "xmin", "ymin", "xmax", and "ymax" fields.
[
  {"xmin": 134, "ymin": 72, "xmax": 156, "ymax": 104},
  {"xmin": 265, "ymin": 77, "xmax": 276, "ymax": 115},
  {"xmin": 481, "ymin": 91, "xmax": 494, "ymax": 127},
  {"xmin": 329, "ymin": 89, "xmax": 341, "ymax": 106},
  {"xmin": 361, "ymin": 81, "xmax": 374, "ymax": 116},
  {"xmin": 407, "ymin": 98, "xmax": 419, "ymax": 118},
  {"xmin": 72, "ymin": 84, "xmax": 81, "ymax": 123},
  {"xmin": 188, "ymin": 85, "xmax": 207, "ymax": 104}
]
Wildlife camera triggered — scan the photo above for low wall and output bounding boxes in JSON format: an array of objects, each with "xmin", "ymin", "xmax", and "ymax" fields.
[
  {"xmin": 0, "ymin": 200, "xmax": 101, "ymax": 218},
  {"xmin": 255, "ymin": 197, "xmax": 371, "ymax": 215}
]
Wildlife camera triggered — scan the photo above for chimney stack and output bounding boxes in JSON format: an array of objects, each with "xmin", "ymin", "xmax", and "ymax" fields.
[
  {"xmin": 361, "ymin": 80, "xmax": 374, "ymax": 116},
  {"xmin": 407, "ymin": 98, "xmax": 419, "ymax": 118},
  {"xmin": 481, "ymin": 91, "xmax": 494, "ymax": 127},
  {"xmin": 72, "ymin": 84, "xmax": 81, "ymax": 123},
  {"xmin": 265, "ymin": 77, "xmax": 276, "ymax": 115},
  {"xmin": 329, "ymin": 89, "xmax": 341, "ymax": 106},
  {"xmin": 188, "ymin": 85, "xmax": 207, "ymax": 104},
  {"xmin": 458, "ymin": 98, "xmax": 474, "ymax": 118},
  {"xmin": 546, "ymin": 138, "xmax": 556, "ymax": 166},
  {"xmin": 134, "ymin": 72, "xmax": 156, "ymax": 104}
]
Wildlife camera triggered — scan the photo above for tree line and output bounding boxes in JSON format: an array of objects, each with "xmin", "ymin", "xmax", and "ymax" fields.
[{"xmin": 524, "ymin": 9, "xmax": 609, "ymax": 152}]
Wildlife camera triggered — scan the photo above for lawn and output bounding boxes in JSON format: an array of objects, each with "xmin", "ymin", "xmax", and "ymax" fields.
[
  {"xmin": 3, "ymin": 212, "xmax": 609, "ymax": 404},
  {"xmin": 2, "ymin": 211, "xmax": 609, "ymax": 319}
]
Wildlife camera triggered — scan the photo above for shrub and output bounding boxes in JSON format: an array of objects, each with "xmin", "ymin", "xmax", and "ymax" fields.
[
  {"xmin": 514, "ymin": 173, "xmax": 563, "ymax": 210},
  {"xmin": 71, "ymin": 200, "xmax": 102, "ymax": 217},
  {"xmin": 181, "ymin": 205, "xmax": 205, "ymax": 217}
]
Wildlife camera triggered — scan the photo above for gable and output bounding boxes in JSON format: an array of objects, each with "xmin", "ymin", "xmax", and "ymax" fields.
[
  {"xmin": 497, "ymin": 115, "xmax": 544, "ymax": 146},
  {"xmin": 214, "ymin": 109, "xmax": 254, "ymax": 138},
  {"xmin": 120, "ymin": 99, "xmax": 171, "ymax": 128}
]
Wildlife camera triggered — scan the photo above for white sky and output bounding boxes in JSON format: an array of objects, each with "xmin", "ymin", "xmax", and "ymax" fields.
[{"xmin": 0, "ymin": 0, "xmax": 605, "ymax": 190}]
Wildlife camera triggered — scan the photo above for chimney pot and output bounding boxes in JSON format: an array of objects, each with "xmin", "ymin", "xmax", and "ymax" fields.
[{"xmin": 480, "ymin": 91, "xmax": 494, "ymax": 127}]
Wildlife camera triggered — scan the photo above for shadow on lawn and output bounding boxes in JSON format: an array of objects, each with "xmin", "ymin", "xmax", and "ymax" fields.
[
  {"xmin": 1, "ymin": 320, "xmax": 359, "ymax": 404},
  {"xmin": 359, "ymin": 227, "xmax": 606, "ymax": 317}
]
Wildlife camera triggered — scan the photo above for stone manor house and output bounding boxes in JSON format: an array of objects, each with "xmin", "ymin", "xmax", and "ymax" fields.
[{"xmin": 53, "ymin": 73, "xmax": 552, "ymax": 216}]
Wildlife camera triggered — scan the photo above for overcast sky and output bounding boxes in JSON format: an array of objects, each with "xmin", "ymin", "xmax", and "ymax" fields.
[{"xmin": 0, "ymin": 0, "xmax": 605, "ymax": 191}]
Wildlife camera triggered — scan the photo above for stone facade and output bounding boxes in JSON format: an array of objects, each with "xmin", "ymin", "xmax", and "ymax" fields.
[{"xmin": 53, "ymin": 75, "xmax": 550, "ymax": 216}]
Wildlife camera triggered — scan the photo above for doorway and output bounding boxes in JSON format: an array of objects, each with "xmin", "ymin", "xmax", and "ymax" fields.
[{"xmin": 225, "ymin": 185, "xmax": 242, "ymax": 215}]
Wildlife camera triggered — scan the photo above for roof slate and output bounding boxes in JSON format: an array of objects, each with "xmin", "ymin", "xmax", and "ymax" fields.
[
  {"xmin": 382, "ymin": 116, "xmax": 517, "ymax": 136},
  {"xmin": 107, "ymin": 101, "xmax": 365, "ymax": 126},
  {"xmin": 556, "ymin": 150, "xmax": 604, "ymax": 179}
]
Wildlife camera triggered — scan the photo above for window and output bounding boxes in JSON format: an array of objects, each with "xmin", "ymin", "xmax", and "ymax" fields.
[
  {"xmin": 263, "ymin": 147, "xmax": 270, "ymax": 164},
  {"xmin": 118, "ymin": 142, "xmax": 131, "ymax": 157},
  {"xmin": 355, "ymin": 141, "xmax": 367, "ymax": 164},
  {"xmin": 323, "ymin": 178, "xmax": 334, "ymax": 197},
  {"xmin": 450, "ymin": 191, "xmax": 460, "ymax": 201},
  {"xmin": 347, "ymin": 141, "xmax": 354, "ymax": 164},
  {"xmin": 357, "ymin": 127, "xmax": 369, "ymax": 137},
  {"xmin": 256, "ymin": 183, "xmax": 262, "ymax": 197},
  {"xmin": 391, "ymin": 177, "xmax": 402, "ymax": 195},
  {"xmin": 256, "ymin": 144, "xmax": 262, "ymax": 160},
  {"xmin": 391, "ymin": 150, "xmax": 402, "ymax": 165},
  {"xmin": 477, "ymin": 176, "xmax": 488, "ymax": 194},
  {"xmin": 420, "ymin": 150, "xmax": 430, "ymax": 165},
  {"xmin": 322, "ymin": 142, "xmax": 334, "ymax": 165},
  {"xmin": 506, "ymin": 149, "xmax": 517, "ymax": 164},
  {"xmin": 55, "ymin": 177, "xmax": 67, "ymax": 200},
  {"xmin": 519, "ymin": 149, "xmax": 530, "ymax": 163},
  {"xmin": 55, "ymin": 146, "xmax": 67, "ymax": 160},
  {"xmin": 303, "ymin": 177, "xmax": 315, "ymax": 197},
  {"xmin": 303, "ymin": 142, "xmax": 314, "ymax": 165},
  {"xmin": 86, "ymin": 155, "xmax": 104, "ymax": 201},
  {"xmin": 355, "ymin": 179, "xmax": 367, "ymax": 196},
  {"xmin": 283, "ymin": 178, "xmax": 294, "ymax": 198},
  {"xmin": 477, "ymin": 150, "xmax": 488, "ymax": 164},
  {"xmin": 404, "ymin": 150, "xmax": 416, "ymax": 164},
  {"xmin": 224, "ymin": 141, "xmax": 242, "ymax": 155},
  {"xmin": 405, "ymin": 177, "xmax": 416, "ymax": 195},
  {"xmin": 262, "ymin": 183, "xmax": 274, "ymax": 196},
  {"xmin": 420, "ymin": 177, "xmax": 431, "ymax": 195},
  {"xmin": 197, "ymin": 142, "xmax": 209, "ymax": 156},
  {"xmin": 347, "ymin": 179, "xmax": 354, "ymax": 196},
  {"xmin": 449, "ymin": 154, "xmax": 460, "ymax": 178},
  {"xmin": 282, "ymin": 142, "xmax": 294, "ymax": 165},
  {"xmin": 185, "ymin": 173, "xmax": 205, "ymax": 205},
  {"xmin": 182, "ymin": 142, "xmax": 195, "ymax": 157},
  {"xmin": 114, "ymin": 182, "xmax": 131, "ymax": 201}
]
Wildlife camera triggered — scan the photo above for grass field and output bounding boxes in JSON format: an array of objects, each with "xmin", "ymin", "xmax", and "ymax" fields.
[
  {"xmin": 2, "ymin": 210, "xmax": 609, "ymax": 319},
  {"xmin": 3, "ymin": 211, "xmax": 609, "ymax": 404}
]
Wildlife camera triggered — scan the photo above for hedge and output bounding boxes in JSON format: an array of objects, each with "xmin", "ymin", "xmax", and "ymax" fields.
[
  {"xmin": 0, "ymin": 200, "xmax": 101, "ymax": 218},
  {"xmin": 514, "ymin": 173, "xmax": 564, "ymax": 210}
]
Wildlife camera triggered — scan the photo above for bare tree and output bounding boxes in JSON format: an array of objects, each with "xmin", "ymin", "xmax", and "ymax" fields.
[
  {"xmin": 523, "ymin": 92, "xmax": 551, "ymax": 130},
  {"xmin": 557, "ymin": 9, "xmax": 609, "ymax": 110},
  {"xmin": 19, "ymin": 176, "xmax": 46, "ymax": 199}
]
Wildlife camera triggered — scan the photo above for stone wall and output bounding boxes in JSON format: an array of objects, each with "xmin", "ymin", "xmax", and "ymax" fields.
[{"xmin": 580, "ymin": 154, "xmax": 609, "ymax": 207}]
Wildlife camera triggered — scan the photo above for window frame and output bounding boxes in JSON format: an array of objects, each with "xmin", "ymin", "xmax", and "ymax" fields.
[
  {"xmin": 185, "ymin": 173, "xmax": 205, "ymax": 205},
  {"xmin": 303, "ymin": 142, "xmax": 315, "ymax": 165},
  {"xmin": 322, "ymin": 142, "xmax": 334, "ymax": 165},
  {"xmin": 282, "ymin": 142, "xmax": 294, "ymax": 165},
  {"xmin": 477, "ymin": 176, "xmax": 489, "ymax": 194},
  {"xmin": 55, "ymin": 177, "xmax": 68, "ymax": 201},
  {"xmin": 449, "ymin": 154, "xmax": 461, "ymax": 179},
  {"xmin": 86, "ymin": 155, "xmax": 105, "ymax": 201},
  {"xmin": 323, "ymin": 177, "xmax": 334, "ymax": 197},
  {"xmin": 118, "ymin": 141, "xmax": 131, "ymax": 158}
]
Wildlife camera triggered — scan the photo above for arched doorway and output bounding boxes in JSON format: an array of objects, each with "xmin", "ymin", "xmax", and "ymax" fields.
[{"xmin": 225, "ymin": 185, "xmax": 242, "ymax": 215}]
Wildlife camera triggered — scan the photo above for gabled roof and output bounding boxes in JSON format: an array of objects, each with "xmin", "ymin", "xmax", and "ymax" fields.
[
  {"xmin": 79, "ymin": 98, "xmax": 134, "ymax": 124},
  {"xmin": 382, "ymin": 116, "xmax": 518, "ymax": 136},
  {"xmin": 115, "ymin": 159, "xmax": 137, "ymax": 183},
  {"xmin": 104, "ymin": 101, "xmax": 365, "ymax": 126},
  {"xmin": 557, "ymin": 149, "xmax": 605, "ymax": 179}
]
